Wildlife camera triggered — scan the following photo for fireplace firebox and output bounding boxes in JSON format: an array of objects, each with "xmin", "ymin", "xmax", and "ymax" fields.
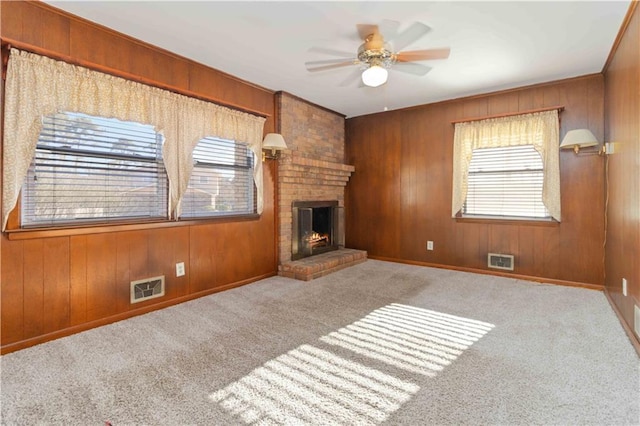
[{"xmin": 292, "ymin": 200, "xmax": 343, "ymax": 260}]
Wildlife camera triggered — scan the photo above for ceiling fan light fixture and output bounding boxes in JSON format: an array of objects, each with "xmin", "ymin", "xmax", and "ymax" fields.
[{"xmin": 362, "ymin": 65, "xmax": 388, "ymax": 87}]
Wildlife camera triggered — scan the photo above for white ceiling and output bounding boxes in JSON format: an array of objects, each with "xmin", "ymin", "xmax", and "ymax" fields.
[{"xmin": 45, "ymin": 1, "xmax": 630, "ymax": 118}]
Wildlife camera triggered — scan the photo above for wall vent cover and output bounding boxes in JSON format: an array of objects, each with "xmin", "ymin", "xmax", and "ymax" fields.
[
  {"xmin": 635, "ymin": 305, "xmax": 640, "ymax": 339},
  {"xmin": 488, "ymin": 253, "xmax": 514, "ymax": 271},
  {"xmin": 130, "ymin": 276, "xmax": 165, "ymax": 304}
]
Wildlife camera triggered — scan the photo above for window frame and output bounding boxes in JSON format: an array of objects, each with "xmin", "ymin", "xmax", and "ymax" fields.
[
  {"xmin": 180, "ymin": 136, "xmax": 257, "ymax": 219},
  {"xmin": 5, "ymin": 126, "xmax": 262, "ymax": 239},
  {"xmin": 19, "ymin": 112, "xmax": 170, "ymax": 229}
]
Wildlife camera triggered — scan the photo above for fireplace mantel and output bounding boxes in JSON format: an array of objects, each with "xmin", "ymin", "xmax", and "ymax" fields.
[
  {"xmin": 284, "ymin": 151, "xmax": 355, "ymax": 173},
  {"xmin": 279, "ymin": 153, "xmax": 355, "ymax": 188}
]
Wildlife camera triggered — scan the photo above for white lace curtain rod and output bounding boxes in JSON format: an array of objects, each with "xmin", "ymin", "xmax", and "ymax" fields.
[{"xmin": 450, "ymin": 106, "xmax": 564, "ymax": 125}]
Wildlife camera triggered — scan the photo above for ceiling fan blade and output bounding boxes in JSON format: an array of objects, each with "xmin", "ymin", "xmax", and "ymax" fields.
[
  {"xmin": 390, "ymin": 22, "xmax": 431, "ymax": 52},
  {"xmin": 306, "ymin": 60, "xmax": 356, "ymax": 72},
  {"xmin": 306, "ymin": 58, "xmax": 357, "ymax": 66},
  {"xmin": 393, "ymin": 62, "xmax": 432, "ymax": 76},
  {"xmin": 357, "ymin": 23, "xmax": 379, "ymax": 40},
  {"xmin": 339, "ymin": 68, "xmax": 363, "ymax": 87},
  {"xmin": 308, "ymin": 46, "xmax": 355, "ymax": 58},
  {"xmin": 378, "ymin": 19, "xmax": 401, "ymax": 40},
  {"xmin": 396, "ymin": 48, "xmax": 451, "ymax": 62}
]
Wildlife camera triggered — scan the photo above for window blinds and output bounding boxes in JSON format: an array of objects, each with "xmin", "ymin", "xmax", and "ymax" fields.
[
  {"xmin": 21, "ymin": 112, "xmax": 168, "ymax": 227},
  {"xmin": 463, "ymin": 145, "xmax": 550, "ymax": 219},
  {"xmin": 180, "ymin": 137, "xmax": 255, "ymax": 218}
]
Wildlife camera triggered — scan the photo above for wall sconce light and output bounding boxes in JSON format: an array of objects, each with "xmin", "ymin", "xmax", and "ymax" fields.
[
  {"xmin": 560, "ymin": 129, "xmax": 605, "ymax": 155},
  {"xmin": 262, "ymin": 133, "xmax": 288, "ymax": 161}
]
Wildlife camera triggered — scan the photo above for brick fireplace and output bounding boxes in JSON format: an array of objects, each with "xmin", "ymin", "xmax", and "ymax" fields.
[{"xmin": 275, "ymin": 92, "xmax": 366, "ymax": 280}]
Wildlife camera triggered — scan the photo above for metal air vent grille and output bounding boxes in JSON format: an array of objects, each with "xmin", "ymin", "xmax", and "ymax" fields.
[
  {"xmin": 488, "ymin": 253, "xmax": 514, "ymax": 271},
  {"xmin": 130, "ymin": 276, "xmax": 165, "ymax": 304}
]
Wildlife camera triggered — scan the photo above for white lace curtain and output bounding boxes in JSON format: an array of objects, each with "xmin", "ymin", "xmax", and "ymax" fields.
[
  {"xmin": 2, "ymin": 49, "xmax": 266, "ymax": 230},
  {"xmin": 451, "ymin": 109, "xmax": 561, "ymax": 221}
]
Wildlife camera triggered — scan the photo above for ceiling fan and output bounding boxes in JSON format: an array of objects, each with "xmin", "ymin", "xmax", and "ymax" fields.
[{"xmin": 305, "ymin": 21, "xmax": 450, "ymax": 88}]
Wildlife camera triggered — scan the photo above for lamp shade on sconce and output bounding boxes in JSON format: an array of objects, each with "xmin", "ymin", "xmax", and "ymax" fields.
[
  {"xmin": 262, "ymin": 133, "xmax": 287, "ymax": 151},
  {"xmin": 262, "ymin": 133, "xmax": 288, "ymax": 160},
  {"xmin": 560, "ymin": 129, "xmax": 598, "ymax": 154}
]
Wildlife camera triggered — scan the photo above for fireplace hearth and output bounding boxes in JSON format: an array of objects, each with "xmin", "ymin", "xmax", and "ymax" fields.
[{"xmin": 292, "ymin": 200, "xmax": 343, "ymax": 260}]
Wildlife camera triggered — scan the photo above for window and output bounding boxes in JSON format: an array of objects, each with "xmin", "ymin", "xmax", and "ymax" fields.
[
  {"xmin": 452, "ymin": 110, "xmax": 561, "ymax": 221},
  {"xmin": 3, "ymin": 49, "xmax": 266, "ymax": 231},
  {"xmin": 21, "ymin": 112, "xmax": 168, "ymax": 227},
  {"xmin": 180, "ymin": 137, "xmax": 255, "ymax": 218},
  {"xmin": 463, "ymin": 145, "xmax": 550, "ymax": 219}
]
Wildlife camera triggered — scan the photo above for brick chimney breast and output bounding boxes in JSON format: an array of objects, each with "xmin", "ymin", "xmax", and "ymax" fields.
[{"xmin": 276, "ymin": 92, "xmax": 355, "ymax": 265}]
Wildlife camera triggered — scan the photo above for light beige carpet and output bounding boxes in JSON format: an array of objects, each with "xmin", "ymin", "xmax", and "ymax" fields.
[{"xmin": 1, "ymin": 259, "xmax": 638, "ymax": 425}]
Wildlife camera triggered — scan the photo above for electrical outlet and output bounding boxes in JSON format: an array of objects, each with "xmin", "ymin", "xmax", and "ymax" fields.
[
  {"xmin": 176, "ymin": 262, "xmax": 185, "ymax": 277},
  {"xmin": 427, "ymin": 241, "xmax": 434, "ymax": 251},
  {"xmin": 622, "ymin": 278, "xmax": 627, "ymax": 297}
]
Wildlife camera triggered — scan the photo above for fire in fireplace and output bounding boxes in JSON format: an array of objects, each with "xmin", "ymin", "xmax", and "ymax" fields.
[
  {"xmin": 307, "ymin": 231, "xmax": 329, "ymax": 247},
  {"xmin": 292, "ymin": 200, "xmax": 343, "ymax": 260}
]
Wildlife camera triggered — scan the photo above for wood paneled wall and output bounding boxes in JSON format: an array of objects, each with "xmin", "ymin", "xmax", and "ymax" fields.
[
  {"xmin": 0, "ymin": 1, "xmax": 277, "ymax": 353},
  {"xmin": 604, "ymin": 2, "xmax": 640, "ymax": 346},
  {"xmin": 346, "ymin": 75, "xmax": 605, "ymax": 286}
]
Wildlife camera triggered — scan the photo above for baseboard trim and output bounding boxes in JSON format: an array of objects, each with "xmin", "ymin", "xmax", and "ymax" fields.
[
  {"xmin": 603, "ymin": 287, "xmax": 640, "ymax": 357},
  {"xmin": 368, "ymin": 256, "xmax": 604, "ymax": 291},
  {"xmin": 0, "ymin": 272, "xmax": 277, "ymax": 355}
]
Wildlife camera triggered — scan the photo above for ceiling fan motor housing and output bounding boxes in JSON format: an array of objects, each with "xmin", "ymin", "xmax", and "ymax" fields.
[{"xmin": 357, "ymin": 36, "xmax": 396, "ymax": 69}]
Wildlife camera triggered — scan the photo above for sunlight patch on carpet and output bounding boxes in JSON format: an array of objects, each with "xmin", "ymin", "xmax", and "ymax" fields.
[
  {"xmin": 210, "ymin": 304, "xmax": 493, "ymax": 424},
  {"xmin": 209, "ymin": 344, "xmax": 419, "ymax": 425},
  {"xmin": 320, "ymin": 303, "xmax": 495, "ymax": 376}
]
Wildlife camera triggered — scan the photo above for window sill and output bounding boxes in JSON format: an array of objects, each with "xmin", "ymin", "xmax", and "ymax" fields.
[
  {"xmin": 5, "ymin": 214, "xmax": 261, "ymax": 240},
  {"xmin": 455, "ymin": 216, "xmax": 558, "ymax": 227}
]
